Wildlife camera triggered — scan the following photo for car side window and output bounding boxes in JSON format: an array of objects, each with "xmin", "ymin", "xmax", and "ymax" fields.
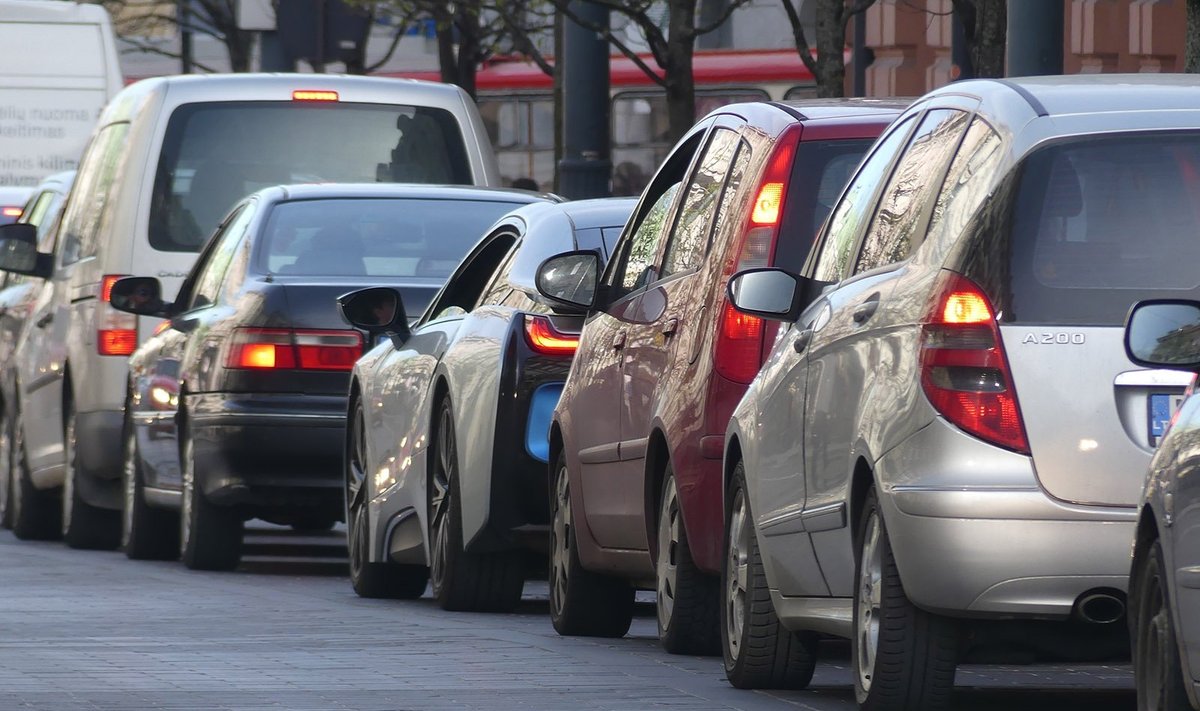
[
  {"xmin": 187, "ymin": 204, "xmax": 254, "ymax": 311},
  {"xmin": 661, "ymin": 128, "xmax": 741, "ymax": 277},
  {"xmin": 426, "ymin": 233, "xmax": 517, "ymax": 320},
  {"xmin": 812, "ymin": 116, "xmax": 915, "ymax": 284},
  {"xmin": 608, "ymin": 182, "xmax": 680, "ymax": 302},
  {"xmin": 923, "ymin": 116, "xmax": 1003, "ymax": 257},
  {"xmin": 854, "ymin": 109, "xmax": 970, "ymax": 274},
  {"xmin": 475, "ymin": 234, "xmax": 520, "ymax": 308},
  {"xmin": 60, "ymin": 123, "xmax": 131, "ymax": 266}
]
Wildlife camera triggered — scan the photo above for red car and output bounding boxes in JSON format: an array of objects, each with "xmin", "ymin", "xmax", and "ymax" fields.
[{"xmin": 537, "ymin": 99, "xmax": 906, "ymax": 652}]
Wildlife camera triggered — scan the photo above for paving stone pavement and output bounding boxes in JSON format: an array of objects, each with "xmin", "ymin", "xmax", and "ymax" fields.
[{"xmin": 0, "ymin": 526, "xmax": 1136, "ymax": 711}]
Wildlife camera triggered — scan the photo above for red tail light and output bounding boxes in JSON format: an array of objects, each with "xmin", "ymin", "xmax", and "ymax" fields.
[
  {"xmin": 293, "ymin": 90, "xmax": 339, "ymax": 102},
  {"xmin": 98, "ymin": 274, "xmax": 137, "ymax": 356},
  {"xmin": 227, "ymin": 328, "xmax": 362, "ymax": 371},
  {"xmin": 920, "ymin": 272, "xmax": 1029, "ymax": 454},
  {"xmin": 524, "ymin": 315, "xmax": 578, "ymax": 356},
  {"xmin": 1, "ymin": 206, "xmax": 21, "ymax": 218},
  {"xmin": 713, "ymin": 125, "xmax": 801, "ymax": 384}
]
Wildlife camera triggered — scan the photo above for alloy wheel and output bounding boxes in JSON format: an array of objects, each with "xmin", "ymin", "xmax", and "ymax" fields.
[
  {"xmin": 429, "ymin": 404, "xmax": 455, "ymax": 593},
  {"xmin": 0, "ymin": 411, "xmax": 11, "ymax": 524},
  {"xmin": 179, "ymin": 435, "xmax": 194, "ymax": 554},
  {"xmin": 346, "ymin": 405, "xmax": 369, "ymax": 581},
  {"xmin": 10, "ymin": 421, "xmax": 22, "ymax": 525},
  {"xmin": 61, "ymin": 412, "xmax": 76, "ymax": 536},
  {"xmin": 856, "ymin": 510, "xmax": 883, "ymax": 694},
  {"xmin": 550, "ymin": 463, "xmax": 571, "ymax": 616},
  {"xmin": 121, "ymin": 423, "xmax": 136, "ymax": 549},
  {"xmin": 656, "ymin": 477, "xmax": 681, "ymax": 629},
  {"xmin": 725, "ymin": 486, "xmax": 750, "ymax": 661}
]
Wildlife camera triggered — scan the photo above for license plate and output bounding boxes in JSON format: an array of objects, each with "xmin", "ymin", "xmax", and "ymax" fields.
[{"xmin": 1149, "ymin": 393, "xmax": 1187, "ymax": 445}]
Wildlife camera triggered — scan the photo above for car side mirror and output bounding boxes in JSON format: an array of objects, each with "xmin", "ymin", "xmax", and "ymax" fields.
[
  {"xmin": 339, "ymin": 286, "xmax": 410, "ymax": 348},
  {"xmin": 109, "ymin": 276, "xmax": 173, "ymax": 318},
  {"xmin": 0, "ymin": 223, "xmax": 51, "ymax": 279},
  {"xmin": 727, "ymin": 268, "xmax": 808, "ymax": 322},
  {"xmin": 535, "ymin": 250, "xmax": 599, "ymax": 312},
  {"xmin": 1125, "ymin": 299, "xmax": 1200, "ymax": 370}
]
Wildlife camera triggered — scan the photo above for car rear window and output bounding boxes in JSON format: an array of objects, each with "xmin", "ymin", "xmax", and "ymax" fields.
[
  {"xmin": 773, "ymin": 138, "xmax": 874, "ymax": 273},
  {"xmin": 149, "ymin": 101, "xmax": 474, "ymax": 253},
  {"xmin": 258, "ymin": 197, "xmax": 521, "ymax": 280},
  {"xmin": 974, "ymin": 133, "xmax": 1200, "ymax": 326}
]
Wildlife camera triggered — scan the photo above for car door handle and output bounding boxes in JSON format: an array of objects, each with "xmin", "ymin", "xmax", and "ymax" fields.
[
  {"xmin": 852, "ymin": 298, "xmax": 880, "ymax": 324},
  {"xmin": 612, "ymin": 331, "xmax": 626, "ymax": 350},
  {"xmin": 793, "ymin": 328, "xmax": 813, "ymax": 354},
  {"xmin": 35, "ymin": 313, "xmax": 52, "ymax": 328},
  {"xmin": 662, "ymin": 317, "xmax": 678, "ymax": 336}
]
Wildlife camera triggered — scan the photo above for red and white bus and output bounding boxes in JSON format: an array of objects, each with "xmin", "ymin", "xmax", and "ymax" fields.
[{"xmin": 386, "ymin": 49, "xmax": 817, "ymax": 194}]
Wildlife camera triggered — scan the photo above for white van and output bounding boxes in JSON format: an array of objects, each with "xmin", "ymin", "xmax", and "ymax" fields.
[
  {"xmin": 0, "ymin": 73, "xmax": 500, "ymax": 547},
  {"xmin": 0, "ymin": 1, "xmax": 122, "ymax": 186}
]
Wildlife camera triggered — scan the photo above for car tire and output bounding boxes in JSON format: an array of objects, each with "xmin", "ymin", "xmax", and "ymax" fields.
[
  {"xmin": 721, "ymin": 460, "xmax": 818, "ymax": 689},
  {"xmin": 61, "ymin": 404, "xmax": 120, "ymax": 550},
  {"xmin": 179, "ymin": 422, "xmax": 243, "ymax": 571},
  {"xmin": 0, "ymin": 403, "xmax": 14, "ymax": 530},
  {"xmin": 1133, "ymin": 538, "xmax": 1192, "ymax": 711},
  {"xmin": 428, "ymin": 397, "xmax": 524, "ymax": 612},
  {"xmin": 291, "ymin": 518, "xmax": 337, "ymax": 533},
  {"xmin": 10, "ymin": 413, "xmax": 60, "ymax": 541},
  {"xmin": 853, "ymin": 488, "xmax": 958, "ymax": 711},
  {"xmin": 121, "ymin": 410, "xmax": 178, "ymax": 560},
  {"xmin": 657, "ymin": 465, "xmax": 720, "ymax": 655},
  {"xmin": 549, "ymin": 449, "xmax": 635, "ymax": 638},
  {"xmin": 346, "ymin": 397, "xmax": 427, "ymax": 600}
]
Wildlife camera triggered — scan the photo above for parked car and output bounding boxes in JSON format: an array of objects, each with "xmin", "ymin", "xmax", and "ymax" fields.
[
  {"xmin": 0, "ymin": 188, "xmax": 33, "ymax": 226},
  {"xmin": 107, "ymin": 184, "xmax": 541, "ymax": 570},
  {"xmin": 536, "ymin": 100, "xmax": 904, "ymax": 649},
  {"xmin": 1125, "ymin": 300, "xmax": 1200, "ymax": 711},
  {"xmin": 720, "ymin": 75, "xmax": 1200, "ymax": 708},
  {"xmin": 0, "ymin": 172, "xmax": 73, "ymax": 530},
  {"xmin": 0, "ymin": 73, "xmax": 500, "ymax": 550},
  {"xmin": 339, "ymin": 197, "xmax": 632, "ymax": 608}
]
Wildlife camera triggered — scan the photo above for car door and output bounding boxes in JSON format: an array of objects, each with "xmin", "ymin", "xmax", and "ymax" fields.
[
  {"xmin": 750, "ymin": 115, "xmax": 918, "ymax": 596},
  {"xmin": 802, "ymin": 108, "xmax": 973, "ymax": 595}
]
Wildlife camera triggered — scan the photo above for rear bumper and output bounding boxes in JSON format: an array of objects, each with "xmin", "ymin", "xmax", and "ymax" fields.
[
  {"xmin": 876, "ymin": 418, "xmax": 1136, "ymax": 619},
  {"xmin": 189, "ymin": 393, "xmax": 346, "ymax": 514}
]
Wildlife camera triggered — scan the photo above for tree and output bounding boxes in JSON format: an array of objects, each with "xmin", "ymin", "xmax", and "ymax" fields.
[
  {"xmin": 550, "ymin": 0, "xmax": 753, "ymax": 143},
  {"xmin": 779, "ymin": 0, "xmax": 876, "ymax": 98},
  {"xmin": 951, "ymin": 0, "xmax": 1006, "ymax": 78},
  {"xmin": 98, "ymin": 0, "xmax": 254, "ymax": 72}
]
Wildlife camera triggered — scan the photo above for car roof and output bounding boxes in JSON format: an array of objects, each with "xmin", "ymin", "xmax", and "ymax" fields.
[
  {"xmin": 776, "ymin": 97, "xmax": 913, "ymax": 121},
  {"xmin": 257, "ymin": 183, "xmax": 551, "ymax": 205},
  {"xmin": 519, "ymin": 197, "xmax": 638, "ymax": 233}
]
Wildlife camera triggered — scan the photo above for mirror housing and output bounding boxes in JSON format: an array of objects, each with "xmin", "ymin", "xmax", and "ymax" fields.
[
  {"xmin": 727, "ymin": 268, "xmax": 808, "ymax": 322},
  {"xmin": 109, "ymin": 277, "xmax": 173, "ymax": 318},
  {"xmin": 339, "ymin": 286, "xmax": 410, "ymax": 348},
  {"xmin": 1125, "ymin": 299, "xmax": 1200, "ymax": 370},
  {"xmin": 535, "ymin": 250, "xmax": 600, "ymax": 312},
  {"xmin": 0, "ymin": 223, "xmax": 51, "ymax": 279}
]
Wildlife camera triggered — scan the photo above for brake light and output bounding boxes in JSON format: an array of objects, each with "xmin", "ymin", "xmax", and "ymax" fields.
[
  {"xmin": 714, "ymin": 125, "xmax": 801, "ymax": 384},
  {"xmin": 227, "ymin": 328, "xmax": 362, "ymax": 371},
  {"xmin": 98, "ymin": 274, "xmax": 136, "ymax": 356},
  {"xmin": 920, "ymin": 272, "xmax": 1029, "ymax": 454},
  {"xmin": 524, "ymin": 315, "xmax": 578, "ymax": 356},
  {"xmin": 293, "ymin": 90, "xmax": 338, "ymax": 102},
  {"xmin": 1, "ymin": 207, "xmax": 21, "ymax": 218}
]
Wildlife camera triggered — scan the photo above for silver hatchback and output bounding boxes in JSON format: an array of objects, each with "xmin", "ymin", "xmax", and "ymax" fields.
[{"xmin": 720, "ymin": 75, "xmax": 1200, "ymax": 709}]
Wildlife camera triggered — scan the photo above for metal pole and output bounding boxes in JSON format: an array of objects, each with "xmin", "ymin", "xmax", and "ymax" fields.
[
  {"xmin": 852, "ymin": 10, "xmax": 867, "ymax": 97},
  {"xmin": 1006, "ymin": 0, "xmax": 1063, "ymax": 76},
  {"xmin": 178, "ymin": 0, "xmax": 194, "ymax": 73},
  {"xmin": 558, "ymin": 1, "xmax": 611, "ymax": 200},
  {"xmin": 952, "ymin": 5, "xmax": 974, "ymax": 80}
]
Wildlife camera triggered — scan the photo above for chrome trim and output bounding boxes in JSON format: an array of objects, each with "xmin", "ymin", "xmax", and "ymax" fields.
[
  {"xmin": 759, "ymin": 505, "xmax": 805, "ymax": 536},
  {"xmin": 190, "ymin": 412, "xmax": 344, "ymax": 425},
  {"xmin": 801, "ymin": 501, "xmax": 847, "ymax": 532}
]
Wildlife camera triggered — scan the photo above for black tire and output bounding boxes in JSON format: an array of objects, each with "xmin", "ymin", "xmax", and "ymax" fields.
[
  {"xmin": 291, "ymin": 518, "xmax": 337, "ymax": 533},
  {"xmin": 549, "ymin": 449, "xmax": 635, "ymax": 637},
  {"xmin": 346, "ymin": 397, "xmax": 427, "ymax": 599},
  {"xmin": 428, "ymin": 397, "xmax": 524, "ymax": 612},
  {"xmin": 121, "ymin": 409, "xmax": 178, "ymax": 560},
  {"xmin": 657, "ymin": 465, "xmax": 720, "ymax": 655},
  {"xmin": 10, "ymin": 414, "xmax": 60, "ymax": 541},
  {"xmin": 721, "ymin": 461, "xmax": 818, "ymax": 689},
  {"xmin": 61, "ymin": 404, "xmax": 120, "ymax": 550},
  {"xmin": 0, "ymin": 403, "xmax": 14, "ymax": 530},
  {"xmin": 853, "ymin": 488, "xmax": 958, "ymax": 711},
  {"xmin": 179, "ymin": 422, "xmax": 243, "ymax": 571},
  {"xmin": 1133, "ymin": 538, "xmax": 1193, "ymax": 711}
]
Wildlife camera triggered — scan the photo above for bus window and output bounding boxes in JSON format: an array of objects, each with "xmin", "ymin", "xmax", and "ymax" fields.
[
  {"xmin": 478, "ymin": 96, "xmax": 554, "ymax": 190},
  {"xmin": 784, "ymin": 84, "xmax": 819, "ymax": 100}
]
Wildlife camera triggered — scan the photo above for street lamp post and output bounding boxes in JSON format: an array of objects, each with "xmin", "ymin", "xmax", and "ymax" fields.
[{"xmin": 558, "ymin": 1, "xmax": 612, "ymax": 199}]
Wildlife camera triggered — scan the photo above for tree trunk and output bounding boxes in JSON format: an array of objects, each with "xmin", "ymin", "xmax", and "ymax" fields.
[
  {"xmin": 961, "ymin": 0, "xmax": 1006, "ymax": 77},
  {"xmin": 226, "ymin": 28, "xmax": 252, "ymax": 72},
  {"xmin": 454, "ymin": 5, "xmax": 481, "ymax": 100},
  {"xmin": 1189, "ymin": 0, "xmax": 1200, "ymax": 72},
  {"xmin": 663, "ymin": 0, "xmax": 698, "ymax": 143},
  {"xmin": 813, "ymin": 0, "xmax": 846, "ymax": 98}
]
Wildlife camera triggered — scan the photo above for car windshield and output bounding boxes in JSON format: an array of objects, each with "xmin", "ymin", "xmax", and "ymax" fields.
[
  {"xmin": 258, "ymin": 197, "xmax": 522, "ymax": 282},
  {"xmin": 149, "ymin": 101, "xmax": 474, "ymax": 253}
]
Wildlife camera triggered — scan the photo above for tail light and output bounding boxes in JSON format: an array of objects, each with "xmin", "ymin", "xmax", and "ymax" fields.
[
  {"xmin": 524, "ymin": 315, "xmax": 578, "ymax": 356},
  {"xmin": 1, "ymin": 206, "xmax": 21, "ymax": 218},
  {"xmin": 713, "ymin": 125, "xmax": 801, "ymax": 384},
  {"xmin": 98, "ymin": 274, "xmax": 137, "ymax": 356},
  {"xmin": 293, "ymin": 90, "xmax": 339, "ymax": 102},
  {"xmin": 919, "ymin": 271, "xmax": 1029, "ymax": 454},
  {"xmin": 227, "ymin": 328, "xmax": 362, "ymax": 371}
]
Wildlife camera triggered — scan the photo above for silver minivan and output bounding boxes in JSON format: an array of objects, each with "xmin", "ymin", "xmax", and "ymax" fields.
[
  {"xmin": 721, "ymin": 75, "xmax": 1200, "ymax": 709},
  {"xmin": 0, "ymin": 74, "xmax": 499, "ymax": 548}
]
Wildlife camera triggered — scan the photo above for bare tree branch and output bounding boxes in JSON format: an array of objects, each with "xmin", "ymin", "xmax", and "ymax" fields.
[
  {"xmin": 551, "ymin": 1, "xmax": 668, "ymax": 88},
  {"xmin": 779, "ymin": 0, "xmax": 819, "ymax": 77},
  {"xmin": 695, "ymin": 0, "xmax": 756, "ymax": 36}
]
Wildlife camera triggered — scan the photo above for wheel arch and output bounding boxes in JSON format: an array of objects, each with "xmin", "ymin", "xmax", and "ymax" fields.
[
  {"xmin": 848, "ymin": 455, "xmax": 876, "ymax": 543},
  {"xmin": 643, "ymin": 427, "xmax": 671, "ymax": 561}
]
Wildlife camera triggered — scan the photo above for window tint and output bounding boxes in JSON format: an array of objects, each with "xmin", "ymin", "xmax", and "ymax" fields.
[
  {"xmin": 973, "ymin": 133, "xmax": 1200, "ymax": 326},
  {"xmin": 476, "ymin": 237, "xmax": 520, "ymax": 308},
  {"xmin": 812, "ymin": 117, "xmax": 914, "ymax": 283},
  {"xmin": 189, "ymin": 205, "xmax": 253, "ymax": 310},
  {"xmin": 260, "ymin": 198, "xmax": 520, "ymax": 280},
  {"xmin": 60, "ymin": 123, "xmax": 130, "ymax": 265},
  {"xmin": 924, "ymin": 116, "xmax": 1003, "ymax": 259},
  {"xmin": 610, "ymin": 182, "xmax": 680, "ymax": 301},
  {"xmin": 149, "ymin": 102, "xmax": 474, "ymax": 253},
  {"xmin": 661, "ymin": 128, "xmax": 741, "ymax": 278},
  {"xmin": 856, "ymin": 109, "xmax": 969, "ymax": 273}
]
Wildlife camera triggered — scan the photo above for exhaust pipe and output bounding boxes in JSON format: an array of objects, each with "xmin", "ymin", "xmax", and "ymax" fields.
[{"xmin": 1075, "ymin": 591, "xmax": 1126, "ymax": 624}]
